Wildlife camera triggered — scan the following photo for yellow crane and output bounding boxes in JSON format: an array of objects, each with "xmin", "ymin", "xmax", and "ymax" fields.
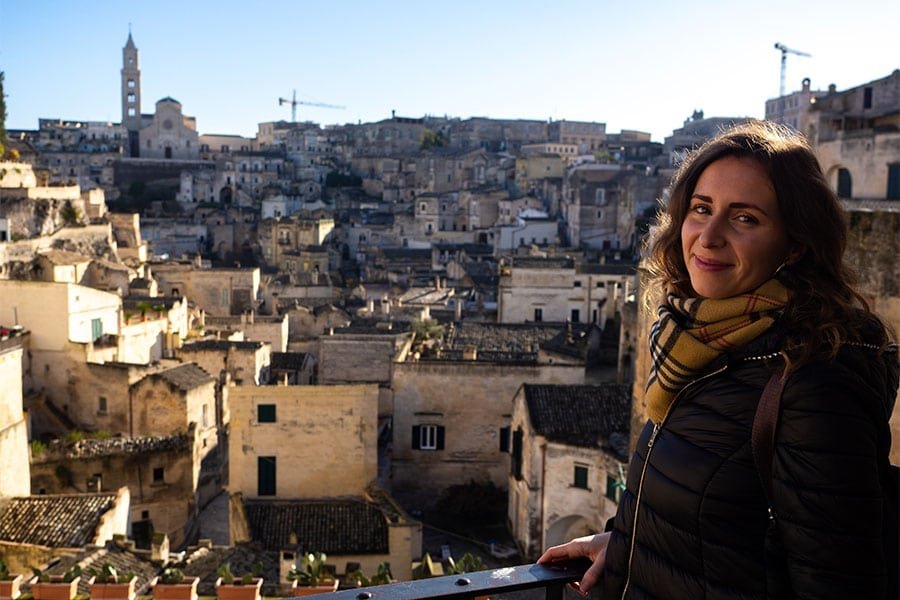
[
  {"xmin": 774, "ymin": 42, "xmax": 811, "ymax": 97},
  {"xmin": 277, "ymin": 90, "xmax": 345, "ymax": 122}
]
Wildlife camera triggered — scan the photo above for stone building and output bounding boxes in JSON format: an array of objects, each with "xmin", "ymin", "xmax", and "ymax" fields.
[
  {"xmin": 257, "ymin": 215, "xmax": 335, "ymax": 271},
  {"xmin": 764, "ymin": 77, "xmax": 830, "ymax": 134},
  {"xmin": 498, "ymin": 256, "xmax": 637, "ymax": 330},
  {"xmin": 0, "ymin": 328, "xmax": 30, "ymax": 499},
  {"xmin": 150, "ymin": 262, "xmax": 260, "ymax": 317},
  {"xmin": 390, "ymin": 322, "xmax": 589, "ymax": 510},
  {"xmin": 30, "ymin": 433, "xmax": 196, "ymax": 548},
  {"xmin": 138, "ymin": 98, "xmax": 200, "ymax": 160},
  {"xmin": 508, "ymin": 383, "xmax": 630, "ymax": 560},
  {"xmin": 178, "ymin": 339, "xmax": 271, "ymax": 388},
  {"xmin": 809, "ymin": 70, "xmax": 900, "ymax": 201},
  {"xmin": 547, "ymin": 120, "xmax": 607, "ymax": 153},
  {"xmin": 227, "ymin": 384, "xmax": 422, "ymax": 580}
]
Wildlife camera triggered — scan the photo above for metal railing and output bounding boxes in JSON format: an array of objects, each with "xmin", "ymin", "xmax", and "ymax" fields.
[{"xmin": 296, "ymin": 561, "xmax": 589, "ymax": 600}]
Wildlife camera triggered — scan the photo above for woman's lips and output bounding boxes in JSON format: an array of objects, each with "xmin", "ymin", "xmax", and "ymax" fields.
[{"xmin": 693, "ymin": 256, "xmax": 732, "ymax": 271}]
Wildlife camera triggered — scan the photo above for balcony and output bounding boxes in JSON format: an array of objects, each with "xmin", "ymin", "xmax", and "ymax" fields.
[{"xmin": 312, "ymin": 562, "xmax": 588, "ymax": 599}]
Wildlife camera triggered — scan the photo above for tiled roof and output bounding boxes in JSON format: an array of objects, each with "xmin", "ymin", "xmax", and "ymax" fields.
[
  {"xmin": 447, "ymin": 321, "xmax": 580, "ymax": 354},
  {"xmin": 244, "ymin": 498, "xmax": 389, "ymax": 554},
  {"xmin": 52, "ymin": 433, "xmax": 193, "ymax": 460},
  {"xmin": 576, "ymin": 263, "xmax": 637, "ymax": 275},
  {"xmin": 0, "ymin": 493, "xmax": 117, "ymax": 547},
  {"xmin": 270, "ymin": 352, "xmax": 309, "ymax": 371},
  {"xmin": 37, "ymin": 250, "xmax": 92, "ymax": 265},
  {"xmin": 40, "ymin": 543, "xmax": 161, "ymax": 597},
  {"xmin": 510, "ymin": 256, "xmax": 575, "ymax": 270},
  {"xmin": 523, "ymin": 384, "xmax": 631, "ymax": 459},
  {"xmin": 181, "ymin": 340, "xmax": 266, "ymax": 352},
  {"xmin": 153, "ymin": 363, "xmax": 214, "ymax": 391}
]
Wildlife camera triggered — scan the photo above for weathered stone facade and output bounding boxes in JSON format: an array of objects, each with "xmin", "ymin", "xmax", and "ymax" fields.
[
  {"xmin": 228, "ymin": 385, "xmax": 379, "ymax": 498},
  {"xmin": 390, "ymin": 360, "xmax": 585, "ymax": 510}
]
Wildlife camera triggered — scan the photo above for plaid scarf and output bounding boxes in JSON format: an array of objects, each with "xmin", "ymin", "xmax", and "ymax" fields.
[{"xmin": 645, "ymin": 279, "xmax": 789, "ymax": 423}]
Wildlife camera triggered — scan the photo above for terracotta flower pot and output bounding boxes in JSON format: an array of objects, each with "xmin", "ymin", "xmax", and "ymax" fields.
[
  {"xmin": 89, "ymin": 576, "xmax": 137, "ymax": 600},
  {"xmin": 214, "ymin": 577, "xmax": 262, "ymax": 600},
  {"xmin": 291, "ymin": 581, "xmax": 338, "ymax": 596},
  {"xmin": 31, "ymin": 577, "xmax": 80, "ymax": 600},
  {"xmin": 151, "ymin": 576, "xmax": 198, "ymax": 600},
  {"xmin": 0, "ymin": 575, "xmax": 24, "ymax": 600}
]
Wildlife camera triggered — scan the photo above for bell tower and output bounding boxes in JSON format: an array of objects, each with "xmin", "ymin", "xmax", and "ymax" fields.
[{"xmin": 121, "ymin": 30, "xmax": 141, "ymax": 157}]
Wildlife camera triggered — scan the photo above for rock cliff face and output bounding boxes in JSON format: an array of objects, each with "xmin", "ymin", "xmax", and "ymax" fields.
[
  {"xmin": 845, "ymin": 209, "xmax": 900, "ymax": 298},
  {"xmin": 0, "ymin": 193, "xmax": 88, "ymax": 239}
]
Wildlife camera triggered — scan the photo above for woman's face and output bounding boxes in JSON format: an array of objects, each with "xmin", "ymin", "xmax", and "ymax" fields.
[{"xmin": 681, "ymin": 156, "xmax": 795, "ymax": 299}]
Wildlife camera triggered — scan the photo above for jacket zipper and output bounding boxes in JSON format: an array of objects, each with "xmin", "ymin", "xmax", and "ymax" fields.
[{"xmin": 619, "ymin": 364, "xmax": 728, "ymax": 599}]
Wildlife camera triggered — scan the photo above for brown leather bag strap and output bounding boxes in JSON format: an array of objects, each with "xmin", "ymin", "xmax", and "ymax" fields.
[{"xmin": 751, "ymin": 368, "xmax": 787, "ymax": 515}]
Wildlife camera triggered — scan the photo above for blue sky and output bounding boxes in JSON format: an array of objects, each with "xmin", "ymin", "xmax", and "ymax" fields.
[{"xmin": 2, "ymin": 0, "xmax": 898, "ymax": 142}]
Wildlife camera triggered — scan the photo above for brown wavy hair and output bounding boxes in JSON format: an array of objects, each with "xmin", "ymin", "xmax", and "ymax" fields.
[{"xmin": 645, "ymin": 120, "xmax": 891, "ymax": 369}]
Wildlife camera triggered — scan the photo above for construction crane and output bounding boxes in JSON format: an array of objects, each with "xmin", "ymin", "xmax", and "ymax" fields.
[
  {"xmin": 277, "ymin": 90, "xmax": 345, "ymax": 122},
  {"xmin": 774, "ymin": 42, "xmax": 811, "ymax": 97}
]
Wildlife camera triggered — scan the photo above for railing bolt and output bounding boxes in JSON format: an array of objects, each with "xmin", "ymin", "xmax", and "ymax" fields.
[
  {"xmin": 455, "ymin": 577, "xmax": 471, "ymax": 586},
  {"xmin": 356, "ymin": 593, "xmax": 373, "ymax": 599}
]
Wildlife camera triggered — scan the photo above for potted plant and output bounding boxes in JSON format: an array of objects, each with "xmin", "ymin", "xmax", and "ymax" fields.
[
  {"xmin": 151, "ymin": 568, "xmax": 198, "ymax": 600},
  {"xmin": 447, "ymin": 554, "xmax": 489, "ymax": 600},
  {"xmin": 214, "ymin": 564, "xmax": 262, "ymax": 600},
  {"xmin": 287, "ymin": 553, "xmax": 337, "ymax": 596},
  {"xmin": 0, "ymin": 559, "xmax": 24, "ymax": 600},
  {"xmin": 346, "ymin": 563, "xmax": 393, "ymax": 588},
  {"xmin": 30, "ymin": 565, "xmax": 82, "ymax": 600},
  {"xmin": 87, "ymin": 563, "xmax": 137, "ymax": 600}
]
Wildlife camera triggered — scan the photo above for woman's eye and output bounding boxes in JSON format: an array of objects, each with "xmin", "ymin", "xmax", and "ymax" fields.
[
  {"xmin": 690, "ymin": 204, "xmax": 710, "ymax": 214},
  {"xmin": 735, "ymin": 214, "xmax": 758, "ymax": 224}
]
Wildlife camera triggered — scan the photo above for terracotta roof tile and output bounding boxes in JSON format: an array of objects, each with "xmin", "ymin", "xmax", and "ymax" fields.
[
  {"xmin": 243, "ymin": 498, "xmax": 389, "ymax": 554},
  {"xmin": 0, "ymin": 493, "xmax": 117, "ymax": 547},
  {"xmin": 523, "ymin": 384, "xmax": 631, "ymax": 459}
]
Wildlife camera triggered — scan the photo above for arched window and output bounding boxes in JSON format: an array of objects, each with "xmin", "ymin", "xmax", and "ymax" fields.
[{"xmin": 837, "ymin": 168, "xmax": 852, "ymax": 199}]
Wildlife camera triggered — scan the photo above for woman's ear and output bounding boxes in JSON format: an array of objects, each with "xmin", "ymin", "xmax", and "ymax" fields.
[{"xmin": 785, "ymin": 243, "xmax": 804, "ymax": 265}]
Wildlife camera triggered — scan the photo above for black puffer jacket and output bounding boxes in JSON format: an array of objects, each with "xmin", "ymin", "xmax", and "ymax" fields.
[{"xmin": 600, "ymin": 326, "xmax": 899, "ymax": 600}]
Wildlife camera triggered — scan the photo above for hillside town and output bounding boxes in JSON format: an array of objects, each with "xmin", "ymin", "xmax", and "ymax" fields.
[{"xmin": 0, "ymin": 34, "xmax": 898, "ymax": 597}]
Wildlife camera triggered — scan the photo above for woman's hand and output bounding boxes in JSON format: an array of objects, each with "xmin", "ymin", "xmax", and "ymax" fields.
[{"xmin": 537, "ymin": 532, "xmax": 610, "ymax": 596}]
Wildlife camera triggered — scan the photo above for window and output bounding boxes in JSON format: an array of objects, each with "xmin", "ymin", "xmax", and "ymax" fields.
[
  {"xmin": 220, "ymin": 288, "xmax": 229, "ymax": 306},
  {"xmin": 499, "ymin": 426, "xmax": 510, "ymax": 452},
  {"xmin": 258, "ymin": 404, "xmax": 277, "ymax": 423},
  {"xmin": 153, "ymin": 467, "xmax": 164, "ymax": 483},
  {"xmin": 127, "ymin": 79, "xmax": 135, "ymax": 89},
  {"xmin": 863, "ymin": 87, "xmax": 873, "ymax": 109},
  {"xmin": 837, "ymin": 168, "xmax": 852, "ymax": 198},
  {"xmin": 571, "ymin": 309, "xmax": 580, "ymax": 323},
  {"xmin": 887, "ymin": 163, "xmax": 900, "ymax": 200},
  {"xmin": 511, "ymin": 427, "xmax": 523, "ymax": 480},
  {"xmin": 534, "ymin": 308, "xmax": 543, "ymax": 322},
  {"xmin": 574, "ymin": 464, "xmax": 589, "ymax": 489},
  {"xmin": 412, "ymin": 425, "xmax": 444, "ymax": 451},
  {"xmin": 91, "ymin": 318, "xmax": 103, "ymax": 341},
  {"xmin": 595, "ymin": 189, "xmax": 606, "ymax": 205},
  {"xmin": 258, "ymin": 456, "xmax": 276, "ymax": 496},
  {"xmin": 202, "ymin": 404, "xmax": 209, "ymax": 428},
  {"xmin": 98, "ymin": 396, "xmax": 108, "ymax": 415},
  {"xmin": 573, "ymin": 281, "xmax": 582, "ymax": 288}
]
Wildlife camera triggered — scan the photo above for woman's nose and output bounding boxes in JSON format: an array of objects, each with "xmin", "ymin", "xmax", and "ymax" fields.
[{"xmin": 698, "ymin": 217, "xmax": 727, "ymax": 247}]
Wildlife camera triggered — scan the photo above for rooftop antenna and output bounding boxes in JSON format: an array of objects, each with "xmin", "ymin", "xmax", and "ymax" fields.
[
  {"xmin": 277, "ymin": 90, "xmax": 344, "ymax": 123},
  {"xmin": 773, "ymin": 42, "xmax": 811, "ymax": 97}
]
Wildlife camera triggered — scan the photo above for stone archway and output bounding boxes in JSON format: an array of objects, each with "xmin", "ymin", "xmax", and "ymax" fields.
[
  {"xmin": 219, "ymin": 186, "xmax": 233, "ymax": 204},
  {"xmin": 545, "ymin": 514, "xmax": 597, "ymax": 550}
]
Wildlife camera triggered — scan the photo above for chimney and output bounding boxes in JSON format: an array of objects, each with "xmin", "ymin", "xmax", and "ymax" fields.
[
  {"xmin": 367, "ymin": 298, "xmax": 375, "ymax": 313},
  {"xmin": 280, "ymin": 548, "xmax": 298, "ymax": 584},
  {"xmin": 455, "ymin": 298, "xmax": 463, "ymax": 321},
  {"xmin": 249, "ymin": 310, "xmax": 255, "ymax": 325},
  {"xmin": 151, "ymin": 532, "xmax": 170, "ymax": 563},
  {"xmin": 311, "ymin": 270, "xmax": 319, "ymax": 285}
]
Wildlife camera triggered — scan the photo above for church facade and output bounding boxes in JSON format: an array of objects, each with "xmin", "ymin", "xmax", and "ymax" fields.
[{"xmin": 120, "ymin": 33, "xmax": 199, "ymax": 160}]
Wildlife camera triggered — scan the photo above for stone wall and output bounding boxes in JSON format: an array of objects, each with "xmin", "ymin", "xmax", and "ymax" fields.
[{"xmin": 391, "ymin": 360, "xmax": 584, "ymax": 510}]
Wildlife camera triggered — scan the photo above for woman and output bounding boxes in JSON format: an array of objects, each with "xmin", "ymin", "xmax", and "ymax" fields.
[{"xmin": 538, "ymin": 121, "xmax": 898, "ymax": 598}]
